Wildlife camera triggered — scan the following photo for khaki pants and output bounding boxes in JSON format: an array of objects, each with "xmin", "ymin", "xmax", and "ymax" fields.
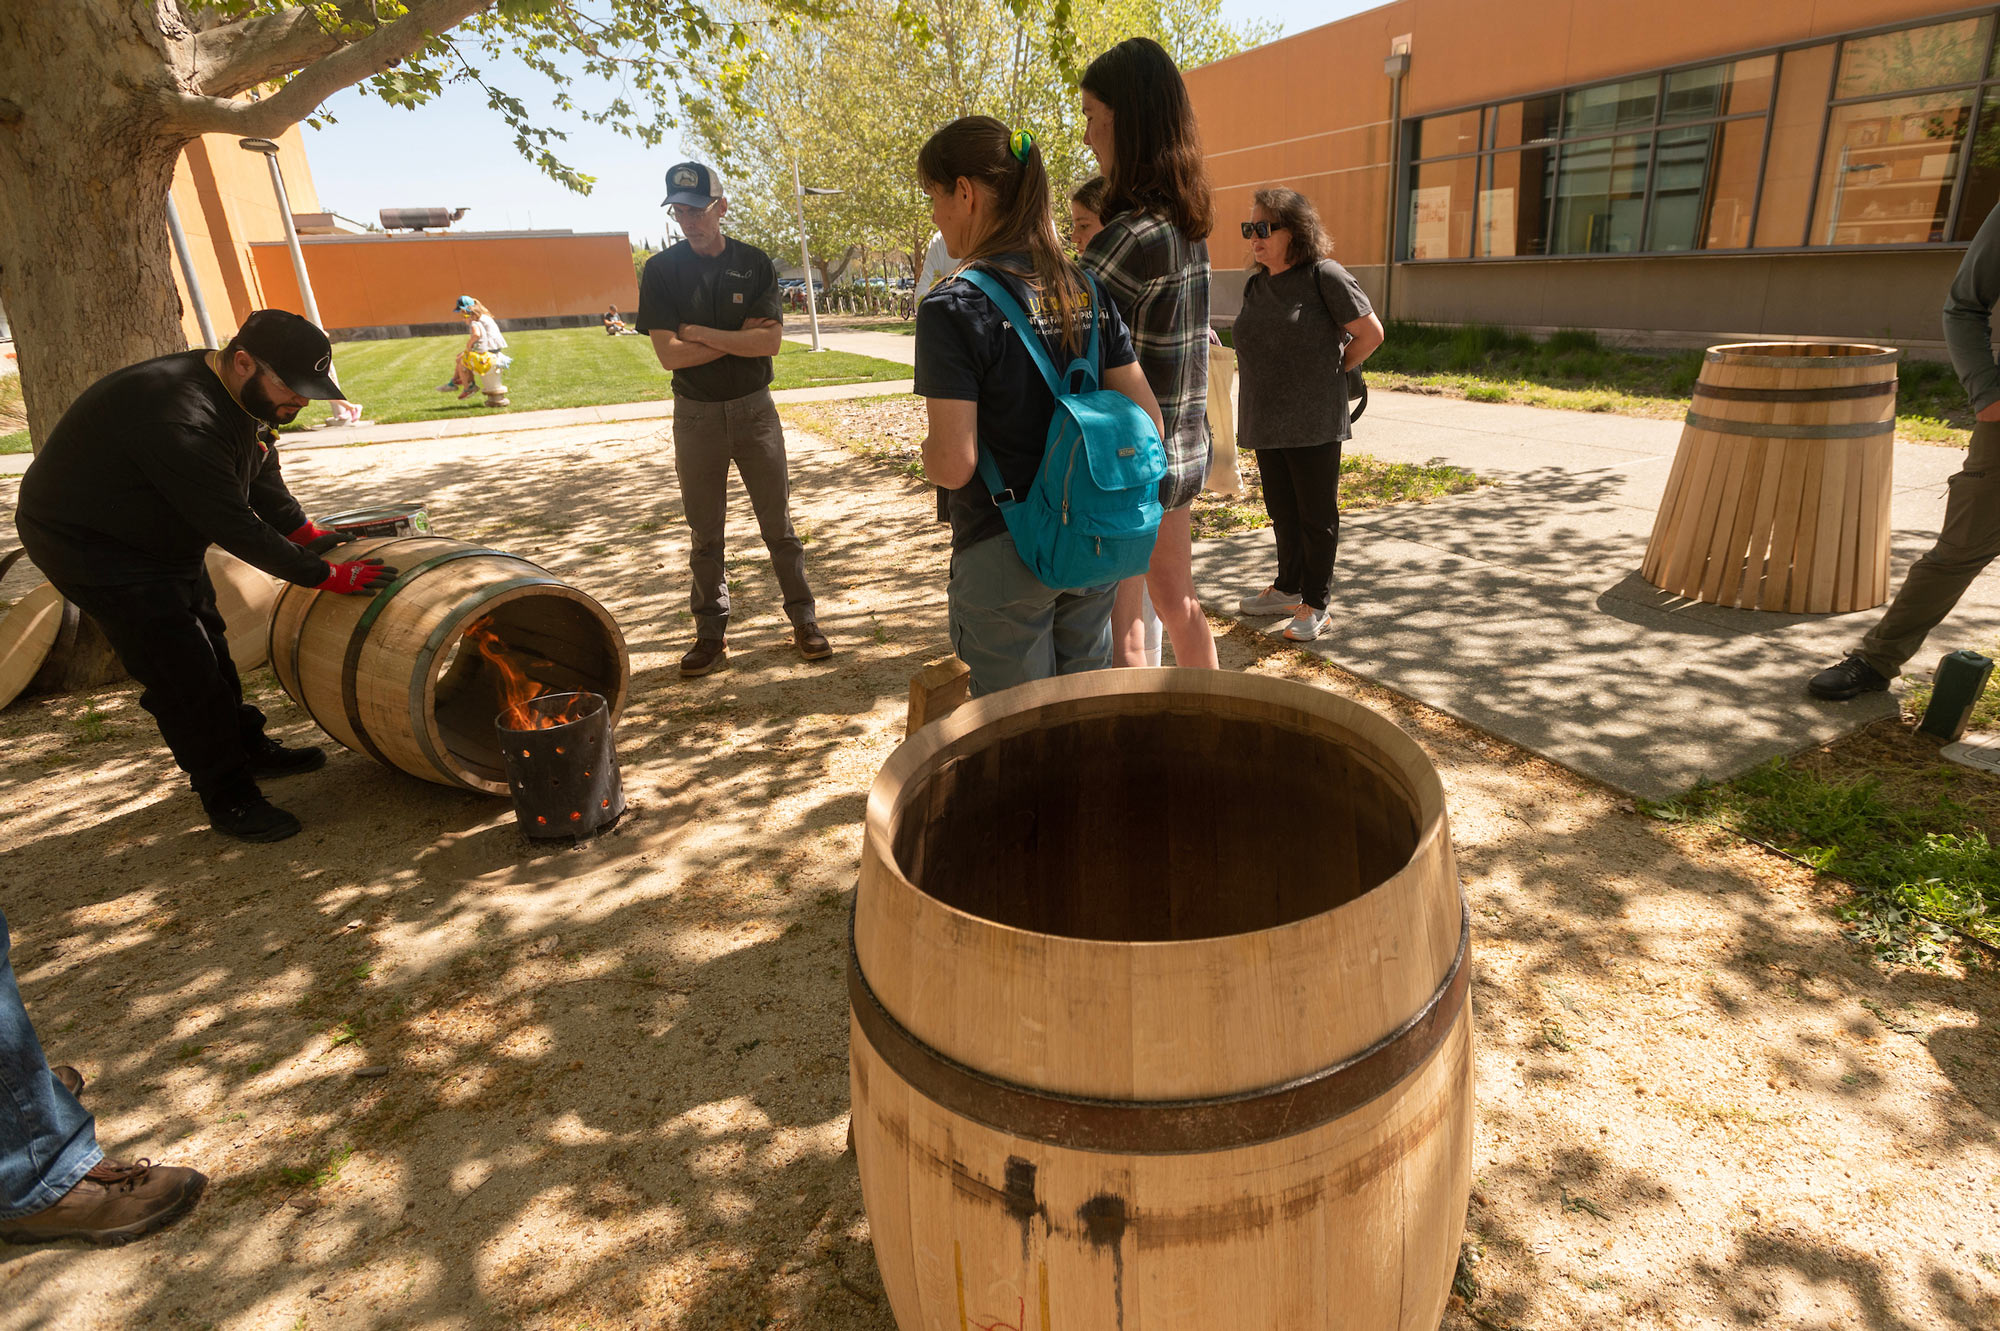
[{"xmin": 1858, "ymin": 420, "xmax": 2000, "ymax": 677}]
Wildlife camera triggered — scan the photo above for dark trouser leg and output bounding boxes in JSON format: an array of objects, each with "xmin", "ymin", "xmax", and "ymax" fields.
[
  {"xmin": 54, "ymin": 576, "xmax": 256, "ymax": 796},
  {"xmin": 673, "ymin": 397, "xmax": 733, "ymax": 641},
  {"xmin": 1256, "ymin": 447, "xmax": 1304, "ymax": 596},
  {"xmin": 1858, "ymin": 421, "xmax": 2000, "ymax": 677},
  {"xmin": 729, "ymin": 391, "xmax": 817, "ymax": 628},
  {"xmin": 193, "ymin": 568, "xmax": 270, "ymax": 752},
  {"xmin": 1278, "ymin": 441, "xmax": 1344, "ymax": 612}
]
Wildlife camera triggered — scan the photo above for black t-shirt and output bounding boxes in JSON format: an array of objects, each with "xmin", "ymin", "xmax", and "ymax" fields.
[
  {"xmin": 636, "ymin": 237, "xmax": 784, "ymax": 402},
  {"xmin": 15, "ymin": 351, "xmax": 328, "ymax": 589},
  {"xmin": 913, "ymin": 258, "xmax": 1138, "ymax": 552}
]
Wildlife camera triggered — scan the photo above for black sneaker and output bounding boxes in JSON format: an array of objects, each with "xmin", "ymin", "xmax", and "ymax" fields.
[
  {"xmin": 202, "ymin": 787, "xmax": 301, "ymax": 843},
  {"xmin": 1808, "ymin": 653, "xmax": 1891, "ymax": 701},
  {"xmin": 247, "ymin": 735, "xmax": 326, "ymax": 778}
]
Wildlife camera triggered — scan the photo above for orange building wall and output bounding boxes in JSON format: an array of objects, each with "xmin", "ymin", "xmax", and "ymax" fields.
[
  {"xmin": 168, "ymin": 125, "xmax": 321, "ymax": 345},
  {"xmin": 1186, "ymin": 0, "xmax": 1977, "ymax": 277},
  {"xmin": 248, "ymin": 232, "xmax": 641, "ymax": 332}
]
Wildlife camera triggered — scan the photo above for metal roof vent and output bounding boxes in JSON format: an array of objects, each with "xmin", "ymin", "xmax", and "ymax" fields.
[{"xmin": 378, "ymin": 207, "xmax": 470, "ymax": 232}]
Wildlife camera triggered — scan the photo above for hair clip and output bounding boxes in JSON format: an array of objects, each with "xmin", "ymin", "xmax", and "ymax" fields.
[{"xmin": 1009, "ymin": 129, "xmax": 1035, "ymax": 162}]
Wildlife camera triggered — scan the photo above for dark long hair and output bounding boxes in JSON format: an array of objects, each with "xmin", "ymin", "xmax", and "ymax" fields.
[
  {"xmin": 1081, "ymin": 37, "xmax": 1213, "ymax": 243},
  {"xmin": 917, "ymin": 116, "xmax": 1085, "ymax": 353},
  {"xmin": 1252, "ymin": 187, "xmax": 1334, "ymax": 270}
]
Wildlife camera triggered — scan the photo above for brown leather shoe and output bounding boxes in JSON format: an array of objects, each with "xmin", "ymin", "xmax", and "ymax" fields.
[
  {"xmin": 794, "ymin": 623, "xmax": 833, "ymax": 661},
  {"xmin": 52, "ymin": 1066, "xmax": 84, "ymax": 1098},
  {"xmin": 679, "ymin": 638, "xmax": 728, "ymax": 678},
  {"xmin": 0, "ymin": 1158, "xmax": 207, "ymax": 1247}
]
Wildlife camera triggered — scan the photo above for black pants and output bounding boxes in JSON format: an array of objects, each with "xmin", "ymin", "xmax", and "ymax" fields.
[
  {"xmin": 54, "ymin": 572, "xmax": 267, "ymax": 799},
  {"xmin": 1256, "ymin": 442, "xmax": 1343, "ymax": 611}
]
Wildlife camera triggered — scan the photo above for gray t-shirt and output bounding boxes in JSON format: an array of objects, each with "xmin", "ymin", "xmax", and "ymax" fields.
[{"xmin": 1233, "ymin": 259, "xmax": 1373, "ymax": 449}]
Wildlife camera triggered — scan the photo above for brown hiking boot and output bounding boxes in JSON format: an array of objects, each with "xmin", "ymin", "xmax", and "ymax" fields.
[
  {"xmin": 679, "ymin": 638, "xmax": 728, "ymax": 677},
  {"xmin": 794, "ymin": 623, "xmax": 833, "ymax": 661},
  {"xmin": 0, "ymin": 1158, "xmax": 207, "ymax": 1247}
]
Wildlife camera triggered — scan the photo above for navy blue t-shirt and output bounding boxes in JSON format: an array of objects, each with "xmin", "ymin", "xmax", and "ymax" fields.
[{"xmin": 913, "ymin": 257, "xmax": 1137, "ymax": 552}]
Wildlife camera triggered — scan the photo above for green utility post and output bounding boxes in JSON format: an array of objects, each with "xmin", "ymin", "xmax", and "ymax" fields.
[{"xmin": 1917, "ymin": 650, "xmax": 1995, "ymax": 741}]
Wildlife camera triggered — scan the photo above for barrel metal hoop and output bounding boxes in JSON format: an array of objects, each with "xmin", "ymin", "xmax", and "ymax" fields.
[
  {"xmin": 848, "ymin": 902, "xmax": 1472, "ymax": 1155},
  {"xmin": 408, "ymin": 575, "xmax": 562, "ymax": 791},
  {"xmin": 1691, "ymin": 379, "xmax": 1898, "ymax": 403},
  {"xmin": 338, "ymin": 546, "xmax": 508, "ymax": 768},
  {"xmin": 1682, "ymin": 412, "xmax": 1894, "ymax": 440},
  {"xmin": 1703, "ymin": 349, "xmax": 1900, "ymax": 368}
]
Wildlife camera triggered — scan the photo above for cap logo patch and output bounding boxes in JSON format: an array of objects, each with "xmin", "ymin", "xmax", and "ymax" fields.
[
  {"xmin": 673, "ymin": 168, "xmax": 699, "ymax": 187},
  {"xmin": 315, "ymin": 353, "xmax": 331, "ymax": 372}
]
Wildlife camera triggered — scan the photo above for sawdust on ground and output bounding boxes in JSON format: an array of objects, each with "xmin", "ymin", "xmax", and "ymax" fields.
[{"xmin": 0, "ymin": 420, "xmax": 1993, "ymax": 1330}]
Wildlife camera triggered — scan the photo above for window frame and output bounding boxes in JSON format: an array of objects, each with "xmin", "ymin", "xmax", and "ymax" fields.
[{"xmin": 1398, "ymin": 3, "xmax": 2000, "ymax": 263}]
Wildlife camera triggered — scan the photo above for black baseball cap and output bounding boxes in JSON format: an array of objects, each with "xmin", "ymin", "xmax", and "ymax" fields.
[
  {"xmin": 662, "ymin": 161, "xmax": 723, "ymax": 208},
  {"xmin": 235, "ymin": 309, "xmax": 343, "ymax": 399}
]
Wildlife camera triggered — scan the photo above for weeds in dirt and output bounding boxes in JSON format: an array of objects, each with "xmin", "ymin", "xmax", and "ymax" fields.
[
  {"xmin": 327, "ymin": 1019, "xmax": 363, "ymax": 1049},
  {"xmin": 1537, "ymin": 1019, "xmax": 1575, "ymax": 1052},
  {"xmin": 73, "ymin": 701, "xmax": 113, "ymax": 743},
  {"xmin": 277, "ymin": 1143, "xmax": 354, "ymax": 1191},
  {"xmin": 1560, "ymin": 1186, "xmax": 1612, "ymax": 1220}
]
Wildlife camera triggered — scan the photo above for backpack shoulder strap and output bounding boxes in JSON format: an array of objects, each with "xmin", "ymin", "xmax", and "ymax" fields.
[{"xmin": 960, "ymin": 268, "xmax": 1062, "ymax": 397}]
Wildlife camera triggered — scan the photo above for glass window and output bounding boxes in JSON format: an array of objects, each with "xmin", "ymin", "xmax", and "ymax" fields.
[
  {"xmin": 1835, "ymin": 17, "xmax": 1991, "ymax": 98},
  {"xmin": 1812, "ymin": 91, "xmax": 1975, "ymax": 245},
  {"xmin": 1413, "ymin": 109, "xmax": 1482, "ymax": 160},
  {"xmin": 1491, "ymin": 95, "xmax": 1561, "ymax": 149},
  {"xmin": 1645, "ymin": 120, "xmax": 1765, "ymax": 251},
  {"xmin": 1662, "ymin": 55, "xmax": 1776, "ymax": 122},
  {"xmin": 1407, "ymin": 156, "xmax": 1479, "ymax": 258},
  {"xmin": 1565, "ymin": 77, "xmax": 1657, "ymax": 137},
  {"xmin": 1757, "ymin": 42, "xmax": 1839, "ymax": 247},
  {"xmin": 1956, "ymin": 91, "xmax": 2000, "ymax": 241},
  {"xmin": 1551, "ymin": 134, "xmax": 1651, "ymax": 253},
  {"xmin": 1479, "ymin": 148, "xmax": 1555, "ymax": 256}
]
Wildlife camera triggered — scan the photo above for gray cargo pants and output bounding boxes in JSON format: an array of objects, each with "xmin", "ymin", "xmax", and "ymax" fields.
[
  {"xmin": 672, "ymin": 389, "xmax": 816, "ymax": 641},
  {"xmin": 1858, "ymin": 420, "xmax": 2000, "ymax": 677}
]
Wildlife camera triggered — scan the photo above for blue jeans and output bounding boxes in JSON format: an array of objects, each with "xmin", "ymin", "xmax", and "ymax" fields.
[
  {"xmin": 0, "ymin": 908, "xmax": 100, "ymax": 1219},
  {"xmin": 948, "ymin": 535, "xmax": 1116, "ymax": 698}
]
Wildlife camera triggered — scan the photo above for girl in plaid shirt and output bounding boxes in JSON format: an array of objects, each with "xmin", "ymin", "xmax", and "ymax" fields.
[{"xmin": 1078, "ymin": 36, "xmax": 1220, "ymax": 671}]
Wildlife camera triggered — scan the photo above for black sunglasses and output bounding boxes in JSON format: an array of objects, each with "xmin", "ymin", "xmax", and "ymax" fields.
[{"xmin": 1241, "ymin": 220, "xmax": 1274, "ymax": 239}]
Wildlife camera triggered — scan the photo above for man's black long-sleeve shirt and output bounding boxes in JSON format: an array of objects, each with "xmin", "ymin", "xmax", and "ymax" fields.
[{"xmin": 16, "ymin": 351, "xmax": 330, "ymax": 588}]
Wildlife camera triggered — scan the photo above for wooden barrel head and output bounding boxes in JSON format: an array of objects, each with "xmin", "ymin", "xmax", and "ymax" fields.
[
  {"xmin": 204, "ymin": 548, "xmax": 283, "ymax": 672},
  {"xmin": 0, "ymin": 582, "xmax": 64, "ymax": 710}
]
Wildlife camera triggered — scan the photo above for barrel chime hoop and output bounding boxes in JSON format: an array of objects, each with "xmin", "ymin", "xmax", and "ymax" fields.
[
  {"xmin": 1690, "ymin": 379, "xmax": 1897, "ymax": 404},
  {"xmin": 1681, "ymin": 412, "xmax": 1894, "ymax": 440},
  {"xmin": 848, "ymin": 900, "xmax": 1472, "ymax": 1155},
  {"xmin": 408, "ymin": 575, "xmax": 562, "ymax": 789},
  {"xmin": 336, "ymin": 545, "xmax": 505, "ymax": 767},
  {"xmin": 1703, "ymin": 349, "xmax": 1899, "ymax": 368}
]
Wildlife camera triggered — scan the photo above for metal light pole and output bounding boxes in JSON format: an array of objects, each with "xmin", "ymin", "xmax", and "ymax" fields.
[
  {"xmin": 239, "ymin": 137, "xmax": 323, "ymax": 328},
  {"xmin": 164, "ymin": 195, "xmax": 219, "ymax": 347},
  {"xmin": 792, "ymin": 151, "xmax": 843, "ymax": 352},
  {"xmin": 1381, "ymin": 42, "xmax": 1411, "ymax": 323}
]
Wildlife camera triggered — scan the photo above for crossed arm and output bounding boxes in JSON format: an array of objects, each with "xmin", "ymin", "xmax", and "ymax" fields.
[{"xmin": 648, "ymin": 317, "xmax": 783, "ymax": 371}]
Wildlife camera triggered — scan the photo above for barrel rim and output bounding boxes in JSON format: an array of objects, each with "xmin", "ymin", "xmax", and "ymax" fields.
[
  {"xmin": 863, "ymin": 668, "xmax": 1451, "ymax": 953},
  {"xmin": 1704, "ymin": 341, "xmax": 1898, "ymax": 368}
]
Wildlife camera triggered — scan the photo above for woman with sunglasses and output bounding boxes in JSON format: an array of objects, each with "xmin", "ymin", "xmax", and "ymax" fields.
[
  {"xmin": 1078, "ymin": 37, "xmax": 1219, "ymax": 670},
  {"xmin": 1232, "ymin": 188, "xmax": 1384, "ymax": 641}
]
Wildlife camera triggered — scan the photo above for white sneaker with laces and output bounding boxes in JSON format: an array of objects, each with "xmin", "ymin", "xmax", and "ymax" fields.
[
  {"xmin": 1283, "ymin": 605, "xmax": 1330, "ymax": 641},
  {"xmin": 1239, "ymin": 586, "xmax": 1302, "ymax": 616}
]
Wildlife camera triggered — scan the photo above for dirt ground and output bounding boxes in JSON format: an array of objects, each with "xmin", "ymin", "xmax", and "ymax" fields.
[{"xmin": 0, "ymin": 420, "xmax": 1994, "ymax": 1330}]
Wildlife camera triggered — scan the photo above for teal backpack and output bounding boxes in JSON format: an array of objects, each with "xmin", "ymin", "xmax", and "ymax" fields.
[{"xmin": 960, "ymin": 268, "xmax": 1166, "ymax": 590}]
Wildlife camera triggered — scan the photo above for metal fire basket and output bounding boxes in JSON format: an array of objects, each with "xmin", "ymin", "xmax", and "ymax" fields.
[{"xmin": 495, "ymin": 691, "xmax": 625, "ymax": 838}]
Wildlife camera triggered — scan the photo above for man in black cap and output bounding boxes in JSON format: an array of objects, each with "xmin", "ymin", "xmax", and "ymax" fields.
[
  {"xmin": 638, "ymin": 160, "xmax": 832, "ymax": 677},
  {"xmin": 14, "ymin": 310, "xmax": 398, "ymax": 842}
]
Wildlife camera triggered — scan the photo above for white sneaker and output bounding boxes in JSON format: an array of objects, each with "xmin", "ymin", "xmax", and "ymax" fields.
[
  {"xmin": 1239, "ymin": 586, "xmax": 1302, "ymax": 616},
  {"xmin": 1283, "ymin": 606, "xmax": 1330, "ymax": 641}
]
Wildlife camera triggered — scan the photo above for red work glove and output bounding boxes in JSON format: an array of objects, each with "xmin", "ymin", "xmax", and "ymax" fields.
[
  {"xmin": 289, "ymin": 520, "xmax": 358, "ymax": 556},
  {"xmin": 316, "ymin": 558, "xmax": 398, "ymax": 595}
]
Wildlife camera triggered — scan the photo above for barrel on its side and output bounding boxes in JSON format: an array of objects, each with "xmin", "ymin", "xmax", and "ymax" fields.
[
  {"xmin": 1642, "ymin": 342, "xmax": 1898, "ymax": 613},
  {"xmin": 205, "ymin": 548, "xmax": 284, "ymax": 671},
  {"xmin": 268, "ymin": 536, "xmax": 628, "ymax": 792},
  {"xmin": 851, "ymin": 669, "xmax": 1471, "ymax": 1331}
]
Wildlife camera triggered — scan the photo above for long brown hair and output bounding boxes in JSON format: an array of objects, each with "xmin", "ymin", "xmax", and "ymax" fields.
[
  {"xmin": 1081, "ymin": 37, "xmax": 1214, "ymax": 242},
  {"xmin": 1252, "ymin": 187, "xmax": 1333, "ymax": 270},
  {"xmin": 917, "ymin": 116, "xmax": 1086, "ymax": 353}
]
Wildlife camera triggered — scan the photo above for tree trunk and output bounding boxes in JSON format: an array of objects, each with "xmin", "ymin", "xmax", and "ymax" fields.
[{"xmin": 0, "ymin": 6, "xmax": 194, "ymax": 448}]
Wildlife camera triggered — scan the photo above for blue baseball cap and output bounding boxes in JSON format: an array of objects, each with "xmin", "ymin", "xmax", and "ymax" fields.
[{"xmin": 662, "ymin": 162, "xmax": 723, "ymax": 208}]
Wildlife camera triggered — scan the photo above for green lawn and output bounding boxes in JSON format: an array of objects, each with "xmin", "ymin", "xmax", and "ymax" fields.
[{"xmin": 0, "ymin": 326, "xmax": 910, "ymax": 453}]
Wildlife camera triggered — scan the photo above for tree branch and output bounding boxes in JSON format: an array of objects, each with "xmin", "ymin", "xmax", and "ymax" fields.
[
  {"xmin": 189, "ymin": 5, "xmax": 359, "ymax": 101},
  {"xmin": 169, "ymin": 0, "xmax": 495, "ymax": 139}
]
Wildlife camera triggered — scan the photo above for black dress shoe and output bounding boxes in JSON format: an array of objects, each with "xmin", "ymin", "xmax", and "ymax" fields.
[
  {"xmin": 247, "ymin": 736, "xmax": 326, "ymax": 778},
  {"xmin": 201, "ymin": 787, "xmax": 302, "ymax": 843},
  {"xmin": 1808, "ymin": 653, "xmax": 1891, "ymax": 701}
]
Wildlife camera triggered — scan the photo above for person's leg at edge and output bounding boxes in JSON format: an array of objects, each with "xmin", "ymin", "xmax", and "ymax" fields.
[
  {"xmin": 1855, "ymin": 420, "xmax": 2000, "ymax": 677},
  {"xmin": 0, "ymin": 907, "xmax": 100, "ymax": 1223},
  {"xmin": 1257, "ymin": 446, "xmax": 1305, "ymax": 600},
  {"xmin": 730, "ymin": 392, "xmax": 819, "ymax": 632},
  {"xmin": 672, "ymin": 399, "xmax": 735, "ymax": 645},
  {"xmin": 948, "ymin": 537, "xmax": 1060, "ymax": 697},
  {"xmin": 1144, "ymin": 506, "xmax": 1220, "ymax": 669},
  {"xmin": 1051, "ymin": 581, "xmax": 1118, "ymax": 676},
  {"xmin": 1109, "ymin": 576, "xmax": 1150, "ymax": 667}
]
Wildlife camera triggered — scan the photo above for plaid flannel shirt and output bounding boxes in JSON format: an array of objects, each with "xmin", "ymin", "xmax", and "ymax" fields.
[{"xmin": 1080, "ymin": 210, "xmax": 1212, "ymax": 509}]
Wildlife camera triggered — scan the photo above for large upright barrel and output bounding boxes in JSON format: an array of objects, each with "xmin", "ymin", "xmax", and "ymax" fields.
[
  {"xmin": 268, "ymin": 536, "xmax": 627, "ymax": 793},
  {"xmin": 850, "ymin": 670, "xmax": 1472, "ymax": 1331},
  {"xmin": 1642, "ymin": 341, "xmax": 1898, "ymax": 613}
]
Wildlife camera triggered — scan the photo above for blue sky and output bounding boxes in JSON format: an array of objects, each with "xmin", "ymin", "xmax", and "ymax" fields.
[{"xmin": 299, "ymin": 0, "xmax": 1378, "ymax": 247}]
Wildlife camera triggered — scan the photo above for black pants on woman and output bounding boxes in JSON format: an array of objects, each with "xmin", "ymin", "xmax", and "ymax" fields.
[{"xmin": 1256, "ymin": 442, "xmax": 1343, "ymax": 611}]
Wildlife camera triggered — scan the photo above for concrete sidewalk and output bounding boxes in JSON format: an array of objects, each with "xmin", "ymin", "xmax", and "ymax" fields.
[{"xmin": 1193, "ymin": 391, "xmax": 1991, "ymax": 799}]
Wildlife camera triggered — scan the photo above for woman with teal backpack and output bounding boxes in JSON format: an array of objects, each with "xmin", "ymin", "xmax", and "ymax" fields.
[{"xmin": 914, "ymin": 117, "xmax": 1165, "ymax": 698}]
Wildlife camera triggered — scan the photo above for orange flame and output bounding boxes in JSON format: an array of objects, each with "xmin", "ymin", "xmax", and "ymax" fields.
[{"xmin": 465, "ymin": 618, "xmax": 584, "ymax": 730}]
